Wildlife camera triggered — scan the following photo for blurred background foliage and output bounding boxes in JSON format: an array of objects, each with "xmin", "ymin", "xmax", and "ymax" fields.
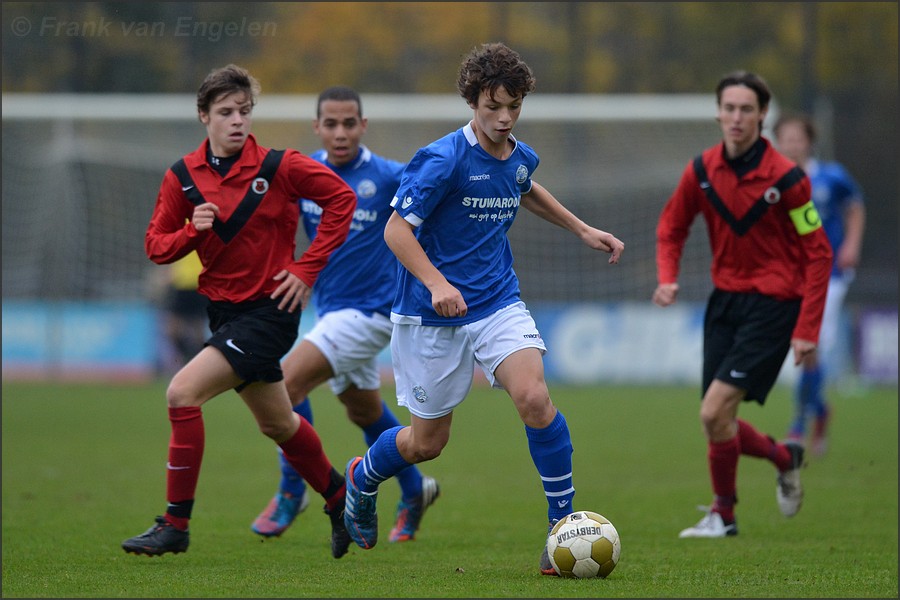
[
  {"xmin": 4, "ymin": 3, "xmax": 896, "ymax": 102},
  {"xmin": 2, "ymin": 1, "xmax": 897, "ymax": 301}
]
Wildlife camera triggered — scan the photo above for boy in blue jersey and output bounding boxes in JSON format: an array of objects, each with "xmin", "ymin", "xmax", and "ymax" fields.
[
  {"xmin": 341, "ymin": 43, "xmax": 624, "ymax": 575},
  {"xmin": 774, "ymin": 112, "xmax": 866, "ymax": 456},
  {"xmin": 252, "ymin": 86, "xmax": 439, "ymax": 541}
]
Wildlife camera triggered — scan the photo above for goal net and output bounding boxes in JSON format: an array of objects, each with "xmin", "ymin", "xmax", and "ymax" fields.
[{"xmin": 2, "ymin": 93, "xmax": 738, "ymax": 305}]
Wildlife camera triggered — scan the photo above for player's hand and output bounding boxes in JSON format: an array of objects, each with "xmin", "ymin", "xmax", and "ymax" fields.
[
  {"xmin": 430, "ymin": 282, "xmax": 467, "ymax": 318},
  {"xmin": 791, "ymin": 338, "xmax": 817, "ymax": 366},
  {"xmin": 652, "ymin": 283, "xmax": 679, "ymax": 307},
  {"xmin": 584, "ymin": 228, "xmax": 624, "ymax": 264},
  {"xmin": 836, "ymin": 244, "xmax": 860, "ymax": 271},
  {"xmin": 271, "ymin": 270, "xmax": 311, "ymax": 313},
  {"xmin": 192, "ymin": 202, "xmax": 219, "ymax": 232}
]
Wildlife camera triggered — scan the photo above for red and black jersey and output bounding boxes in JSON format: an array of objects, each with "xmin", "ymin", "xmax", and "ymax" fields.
[
  {"xmin": 656, "ymin": 137, "xmax": 833, "ymax": 343},
  {"xmin": 145, "ymin": 134, "xmax": 356, "ymax": 303}
]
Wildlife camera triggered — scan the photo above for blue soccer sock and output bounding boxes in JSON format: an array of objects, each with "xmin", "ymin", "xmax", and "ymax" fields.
[
  {"xmin": 353, "ymin": 425, "xmax": 410, "ymax": 494},
  {"xmin": 277, "ymin": 398, "xmax": 313, "ymax": 497},
  {"xmin": 362, "ymin": 402, "xmax": 423, "ymax": 500},
  {"xmin": 793, "ymin": 366, "xmax": 824, "ymax": 436},
  {"xmin": 293, "ymin": 397, "xmax": 314, "ymax": 425},
  {"xmin": 808, "ymin": 364, "xmax": 829, "ymax": 419},
  {"xmin": 789, "ymin": 377, "xmax": 806, "ymax": 437},
  {"xmin": 278, "ymin": 449, "xmax": 307, "ymax": 497},
  {"xmin": 526, "ymin": 410, "xmax": 575, "ymax": 523}
]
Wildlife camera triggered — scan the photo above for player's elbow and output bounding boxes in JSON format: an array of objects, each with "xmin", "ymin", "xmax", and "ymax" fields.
[{"xmin": 383, "ymin": 212, "xmax": 408, "ymax": 247}]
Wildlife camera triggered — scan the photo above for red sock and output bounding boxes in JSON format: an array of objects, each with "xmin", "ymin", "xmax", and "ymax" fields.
[
  {"xmin": 165, "ymin": 406, "xmax": 204, "ymax": 530},
  {"xmin": 737, "ymin": 419, "xmax": 791, "ymax": 470},
  {"xmin": 708, "ymin": 436, "xmax": 739, "ymax": 522},
  {"xmin": 278, "ymin": 417, "xmax": 342, "ymax": 510}
]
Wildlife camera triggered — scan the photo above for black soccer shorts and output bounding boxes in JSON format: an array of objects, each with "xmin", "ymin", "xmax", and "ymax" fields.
[
  {"xmin": 206, "ymin": 297, "xmax": 301, "ymax": 391},
  {"xmin": 702, "ymin": 289, "xmax": 801, "ymax": 405}
]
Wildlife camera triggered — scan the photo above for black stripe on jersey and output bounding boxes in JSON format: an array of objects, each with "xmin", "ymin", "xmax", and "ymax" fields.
[
  {"xmin": 170, "ymin": 149, "xmax": 285, "ymax": 244},
  {"xmin": 693, "ymin": 156, "xmax": 805, "ymax": 237}
]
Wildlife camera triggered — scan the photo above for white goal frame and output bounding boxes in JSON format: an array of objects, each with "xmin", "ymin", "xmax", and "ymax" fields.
[{"xmin": 3, "ymin": 92, "xmax": 734, "ymax": 122}]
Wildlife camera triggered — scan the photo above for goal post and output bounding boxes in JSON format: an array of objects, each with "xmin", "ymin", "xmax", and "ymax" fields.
[
  {"xmin": 2, "ymin": 92, "xmax": 719, "ymax": 121},
  {"xmin": 2, "ymin": 92, "xmax": 744, "ymax": 305}
]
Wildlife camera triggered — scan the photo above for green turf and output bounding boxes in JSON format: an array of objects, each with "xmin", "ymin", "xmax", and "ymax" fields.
[{"xmin": 2, "ymin": 380, "xmax": 897, "ymax": 598}]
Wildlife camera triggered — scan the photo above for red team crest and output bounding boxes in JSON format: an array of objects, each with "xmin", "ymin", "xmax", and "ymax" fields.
[{"xmin": 253, "ymin": 177, "xmax": 269, "ymax": 194}]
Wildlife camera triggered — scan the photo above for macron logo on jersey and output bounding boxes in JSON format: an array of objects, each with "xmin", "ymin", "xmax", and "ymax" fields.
[{"xmin": 469, "ymin": 173, "xmax": 491, "ymax": 181}]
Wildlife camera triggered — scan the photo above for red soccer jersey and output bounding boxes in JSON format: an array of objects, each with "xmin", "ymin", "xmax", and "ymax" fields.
[
  {"xmin": 656, "ymin": 138, "xmax": 833, "ymax": 343},
  {"xmin": 145, "ymin": 134, "xmax": 356, "ymax": 303}
]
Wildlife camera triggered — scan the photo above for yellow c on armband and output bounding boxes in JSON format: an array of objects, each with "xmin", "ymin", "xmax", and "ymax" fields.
[{"xmin": 789, "ymin": 200, "xmax": 823, "ymax": 235}]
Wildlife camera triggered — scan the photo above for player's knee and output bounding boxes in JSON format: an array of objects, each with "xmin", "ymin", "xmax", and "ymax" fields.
[
  {"xmin": 257, "ymin": 416, "xmax": 294, "ymax": 442},
  {"xmin": 514, "ymin": 390, "xmax": 554, "ymax": 428},
  {"xmin": 409, "ymin": 444, "xmax": 443, "ymax": 463},
  {"xmin": 166, "ymin": 379, "xmax": 202, "ymax": 408},
  {"xmin": 339, "ymin": 390, "xmax": 384, "ymax": 428},
  {"xmin": 699, "ymin": 408, "xmax": 731, "ymax": 439},
  {"xmin": 284, "ymin": 379, "xmax": 311, "ymax": 405},
  {"xmin": 405, "ymin": 432, "xmax": 447, "ymax": 463},
  {"xmin": 346, "ymin": 403, "xmax": 381, "ymax": 428}
]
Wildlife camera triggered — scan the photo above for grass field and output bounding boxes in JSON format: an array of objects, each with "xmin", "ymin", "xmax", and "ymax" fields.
[{"xmin": 2, "ymin": 379, "xmax": 897, "ymax": 598}]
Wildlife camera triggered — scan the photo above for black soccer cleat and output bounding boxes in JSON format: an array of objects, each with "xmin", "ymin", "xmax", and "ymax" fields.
[
  {"xmin": 326, "ymin": 496, "xmax": 352, "ymax": 559},
  {"xmin": 122, "ymin": 516, "xmax": 189, "ymax": 556}
]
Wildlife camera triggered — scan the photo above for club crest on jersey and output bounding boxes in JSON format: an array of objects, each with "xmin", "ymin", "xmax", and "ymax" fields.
[
  {"xmin": 763, "ymin": 186, "xmax": 781, "ymax": 204},
  {"xmin": 412, "ymin": 385, "xmax": 428, "ymax": 404},
  {"xmin": 252, "ymin": 177, "xmax": 270, "ymax": 194},
  {"xmin": 356, "ymin": 179, "xmax": 377, "ymax": 199},
  {"xmin": 515, "ymin": 164, "xmax": 529, "ymax": 184}
]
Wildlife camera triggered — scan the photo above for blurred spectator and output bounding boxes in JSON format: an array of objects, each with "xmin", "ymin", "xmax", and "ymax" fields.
[
  {"xmin": 155, "ymin": 250, "xmax": 207, "ymax": 375},
  {"xmin": 774, "ymin": 112, "xmax": 866, "ymax": 456}
]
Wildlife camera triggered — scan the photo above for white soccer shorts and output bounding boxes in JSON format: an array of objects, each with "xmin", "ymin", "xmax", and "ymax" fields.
[
  {"xmin": 304, "ymin": 308, "xmax": 392, "ymax": 395},
  {"xmin": 390, "ymin": 301, "xmax": 547, "ymax": 419}
]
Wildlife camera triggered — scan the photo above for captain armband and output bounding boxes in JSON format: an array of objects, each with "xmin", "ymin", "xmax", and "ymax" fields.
[{"xmin": 788, "ymin": 201, "xmax": 823, "ymax": 235}]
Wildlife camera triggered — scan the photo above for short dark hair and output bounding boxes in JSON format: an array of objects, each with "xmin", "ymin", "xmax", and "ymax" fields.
[
  {"xmin": 715, "ymin": 70, "xmax": 771, "ymax": 111},
  {"xmin": 196, "ymin": 64, "xmax": 260, "ymax": 119},
  {"xmin": 316, "ymin": 86, "xmax": 362, "ymax": 119},
  {"xmin": 773, "ymin": 111, "xmax": 817, "ymax": 144},
  {"xmin": 456, "ymin": 42, "xmax": 536, "ymax": 106}
]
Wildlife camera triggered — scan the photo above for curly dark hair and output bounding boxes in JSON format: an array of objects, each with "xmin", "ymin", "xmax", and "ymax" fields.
[{"xmin": 456, "ymin": 42, "xmax": 536, "ymax": 106}]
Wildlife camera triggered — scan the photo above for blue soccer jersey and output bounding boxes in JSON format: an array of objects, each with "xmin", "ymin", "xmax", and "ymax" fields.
[
  {"xmin": 805, "ymin": 158, "xmax": 864, "ymax": 278},
  {"xmin": 389, "ymin": 122, "xmax": 539, "ymax": 326},
  {"xmin": 300, "ymin": 145, "xmax": 406, "ymax": 317}
]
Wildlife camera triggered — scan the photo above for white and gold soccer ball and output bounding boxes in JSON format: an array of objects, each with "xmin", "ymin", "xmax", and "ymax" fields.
[{"xmin": 546, "ymin": 510, "xmax": 621, "ymax": 578}]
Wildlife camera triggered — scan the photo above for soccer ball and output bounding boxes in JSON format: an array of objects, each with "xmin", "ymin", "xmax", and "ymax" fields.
[{"xmin": 546, "ymin": 510, "xmax": 621, "ymax": 578}]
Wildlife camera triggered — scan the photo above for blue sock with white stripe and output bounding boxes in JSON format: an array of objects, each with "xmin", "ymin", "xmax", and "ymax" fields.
[
  {"xmin": 354, "ymin": 425, "xmax": 409, "ymax": 494},
  {"xmin": 362, "ymin": 402, "xmax": 422, "ymax": 500},
  {"xmin": 526, "ymin": 410, "xmax": 575, "ymax": 523}
]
